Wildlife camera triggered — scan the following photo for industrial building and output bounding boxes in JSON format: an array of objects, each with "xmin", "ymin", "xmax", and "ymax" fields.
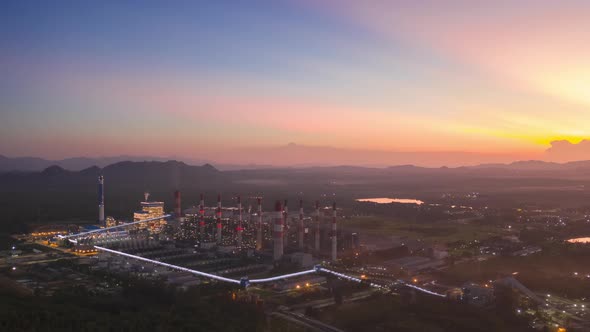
[{"xmin": 133, "ymin": 193, "xmax": 168, "ymax": 234}]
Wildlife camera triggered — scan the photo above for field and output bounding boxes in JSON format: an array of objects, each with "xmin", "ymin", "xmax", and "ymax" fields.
[
  {"xmin": 341, "ymin": 216, "xmax": 506, "ymax": 243},
  {"xmin": 439, "ymin": 246, "xmax": 590, "ymax": 298},
  {"xmin": 312, "ymin": 293, "xmax": 529, "ymax": 332}
]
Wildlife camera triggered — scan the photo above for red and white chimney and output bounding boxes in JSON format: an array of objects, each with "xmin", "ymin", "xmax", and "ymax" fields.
[
  {"xmin": 174, "ymin": 190, "xmax": 181, "ymax": 219},
  {"xmin": 283, "ymin": 199, "xmax": 288, "ymax": 249},
  {"xmin": 199, "ymin": 194, "xmax": 205, "ymax": 243},
  {"xmin": 331, "ymin": 202, "xmax": 337, "ymax": 262},
  {"xmin": 236, "ymin": 195, "xmax": 243, "ymax": 247},
  {"xmin": 298, "ymin": 199, "xmax": 304, "ymax": 250},
  {"xmin": 315, "ymin": 200, "xmax": 320, "ymax": 252},
  {"xmin": 216, "ymin": 194, "xmax": 222, "ymax": 243},
  {"xmin": 256, "ymin": 198, "xmax": 263, "ymax": 250},
  {"xmin": 273, "ymin": 200, "xmax": 284, "ymax": 261}
]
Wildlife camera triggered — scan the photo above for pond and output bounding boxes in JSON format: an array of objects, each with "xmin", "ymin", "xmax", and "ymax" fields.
[
  {"xmin": 567, "ymin": 237, "xmax": 590, "ymax": 244},
  {"xmin": 356, "ymin": 198, "xmax": 425, "ymax": 205}
]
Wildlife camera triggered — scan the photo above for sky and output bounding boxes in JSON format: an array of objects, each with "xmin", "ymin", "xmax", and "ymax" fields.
[{"xmin": 1, "ymin": 0, "xmax": 589, "ymax": 166}]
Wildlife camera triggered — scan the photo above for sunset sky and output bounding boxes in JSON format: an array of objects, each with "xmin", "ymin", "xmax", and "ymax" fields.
[{"xmin": 1, "ymin": 1, "xmax": 589, "ymax": 166}]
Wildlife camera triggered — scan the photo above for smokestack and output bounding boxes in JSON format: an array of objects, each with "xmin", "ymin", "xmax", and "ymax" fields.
[
  {"xmin": 315, "ymin": 200, "xmax": 320, "ymax": 252},
  {"xmin": 236, "ymin": 195, "xmax": 243, "ymax": 247},
  {"xmin": 332, "ymin": 202, "xmax": 337, "ymax": 262},
  {"xmin": 273, "ymin": 200, "xmax": 284, "ymax": 261},
  {"xmin": 283, "ymin": 199, "xmax": 288, "ymax": 249},
  {"xmin": 199, "ymin": 194, "xmax": 205, "ymax": 244},
  {"xmin": 256, "ymin": 198, "xmax": 263, "ymax": 250},
  {"xmin": 298, "ymin": 199, "xmax": 304, "ymax": 250},
  {"xmin": 216, "ymin": 194, "xmax": 222, "ymax": 243},
  {"xmin": 98, "ymin": 175, "xmax": 105, "ymax": 227},
  {"xmin": 174, "ymin": 190, "xmax": 181, "ymax": 218}
]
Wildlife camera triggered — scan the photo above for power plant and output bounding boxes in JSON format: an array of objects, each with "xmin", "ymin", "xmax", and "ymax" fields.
[{"xmin": 91, "ymin": 180, "xmax": 347, "ymax": 263}]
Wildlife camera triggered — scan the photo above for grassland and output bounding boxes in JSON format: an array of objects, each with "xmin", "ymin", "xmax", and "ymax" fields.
[
  {"xmin": 439, "ymin": 245, "xmax": 590, "ymax": 298},
  {"xmin": 340, "ymin": 216, "xmax": 506, "ymax": 243}
]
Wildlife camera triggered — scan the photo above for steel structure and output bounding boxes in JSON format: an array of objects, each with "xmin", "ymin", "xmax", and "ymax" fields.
[
  {"xmin": 58, "ymin": 214, "xmax": 172, "ymax": 239},
  {"xmin": 92, "ymin": 245, "xmax": 445, "ymax": 297}
]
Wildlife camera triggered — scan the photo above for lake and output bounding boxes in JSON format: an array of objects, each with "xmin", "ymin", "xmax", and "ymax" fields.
[
  {"xmin": 356, "ymin": 198, "xmax": 425, "ymax": 205},
  {"xmin": 567, "ymin": 237, "xmax": 590, "ymax": 244}
]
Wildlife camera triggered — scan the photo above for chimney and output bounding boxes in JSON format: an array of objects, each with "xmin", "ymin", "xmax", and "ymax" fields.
[
  {"xmin": 283, "ymin": 199, "xmax": 288, "ymax": 250},
  {"xmin": 174, "ymin": 190, "xmax": 181, "ymax": 219},
  {"xmin": 298, "ymin": 199, "xmax": 304, "ymax": 250},
  {"xmin": 216, "ymin": 194, "xmax": 222, "ymax": 243},
  {"xmin": 273, "ymin": 200, "xmax": 284, "ymax": 261},
  {"xmin": 236, "ymin": 195, "xmax": 243, "ymax": 247},
  {"xmin": 315, "ymin": 200, "xmax": 320, "ymax": 252},
  {"xmin": 332, "ymin": 202, "xmax": 337, "ymax": 262},
  {"xmin": 98, "ymin": 175, "xmax": 105, "ymax": 227},
  {"xmin": 199, "ymin": 194, "xmax": 205, "ymax": 245},
  {"xmin": 256, "ymin": 198, "xmax": 263, "ymax": 250}
]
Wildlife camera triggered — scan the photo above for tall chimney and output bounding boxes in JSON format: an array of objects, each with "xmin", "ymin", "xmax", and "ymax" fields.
[
  {"xmin": 283, "ymin": 199, "xmax": 288, "ymax": 249},
  {"xmin": 174, "ymin": 190, "xmax": 181, "ymax": 219},
  {"xmin": 216, "ymin": 194, "xmax": 222, "ymax": 243},
  {"xmin": 199, "ymin": 194, "xmax": 205, "ymax": 244},
  {"xmin": 298, "ymin": 199, "xmax": 304, "ymax": 250},
  {"xmin": 273, "ymin": 200, "xmax": 284, "ymax": 261},
  {"xmin": 256, "ymin": 198, "xmax": 263, "ymax": 250},
  {"xmin": 236, "ymin": 195, "xmax": 243, "ymax": 247},
  {"xmin": 98, "ymin": 175, "xmax": 105, "ymax": 227},
  {"xmin": 332, "ymin": 202, "xmax": 337, "ymax": 262},
  {"xmin": 315, "ymin": 200, "xmax": 320, "ymax": 252}
]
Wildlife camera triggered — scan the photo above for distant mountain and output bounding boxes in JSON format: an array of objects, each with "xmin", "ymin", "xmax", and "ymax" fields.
[
  {"xmin": 0, "ymin": 160, "xmax": 224, "ymax": 189},
  {"xmin": 0, "ymin": 160, "xmax": 231, "ymax": 231},
  {"xmin": 216, "ymin": 143, "xmax": 526, "ymax": 168},
  {"xmin": 0, "ymin": 154, "xmax": 56, "ymax": 172},
  {"xmin": 0, "ymin": 154, "xmax": 274, "ymax": 172},
  {"xmin": 0, "ymin": 154, "xmax": 189, "ymax": 172},
  {"xmin": 3, "ymin": 151, "xmax": 590, "ymax": 174},
  {"xmin": 472, "ymin": 160, "xmax": 590, "ymax": 171}
]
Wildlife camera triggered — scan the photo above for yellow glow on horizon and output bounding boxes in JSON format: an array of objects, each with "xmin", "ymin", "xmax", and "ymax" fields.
[
  {"xmin": 531, "ymin": 67, "xmax": 590, "ymax": 108},
  {"xmin": 454, "ymin": 124, "xmax": 587, "ymax": 148}
]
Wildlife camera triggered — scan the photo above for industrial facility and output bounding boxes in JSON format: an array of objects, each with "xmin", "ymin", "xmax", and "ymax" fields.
[{"xmin": 66, "ymin": 175, "xmax": 349, "ymax": 267}]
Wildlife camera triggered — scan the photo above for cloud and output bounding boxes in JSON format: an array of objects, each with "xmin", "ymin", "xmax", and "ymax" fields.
[{"xmin": 544, "ymin": 140, "xmax": 590, "ymax": 162}]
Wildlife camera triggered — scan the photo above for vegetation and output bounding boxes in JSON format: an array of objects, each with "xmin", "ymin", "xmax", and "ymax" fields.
[
  {"xmin": 0, "ymin": 279, "xmax": 263, "ymax": 332},
  {"xmin": 341, "ymin": 216, "xmax": 505, "ymax": 242},
  {"xmin": 440, "ymin": 243, "xmax": 590, "ymax": 298},
  {"xmin": 313, "ymin": 293, "xmax": 533, "ymax": 332}
]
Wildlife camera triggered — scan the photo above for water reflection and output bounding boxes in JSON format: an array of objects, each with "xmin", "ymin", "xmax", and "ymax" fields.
[
  {"xmin": 356, "ymin": 198, "xmax": 424, "ymax": 205},
  {"xmin": 567, "ymin": 237, "xmax": 590, "ymax": 243}
]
